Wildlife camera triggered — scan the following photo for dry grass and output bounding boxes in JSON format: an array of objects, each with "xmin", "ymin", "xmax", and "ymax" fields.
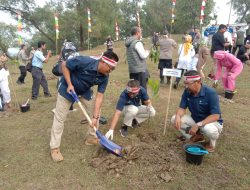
[{"xmin": 0, "ymin": 36, "xmax": 250, "ymax": 189}]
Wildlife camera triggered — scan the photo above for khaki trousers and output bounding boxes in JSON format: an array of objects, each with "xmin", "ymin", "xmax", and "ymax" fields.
[
  {"xmin": 50, "ymin": 94, "xmax": 96, "ymax": 149},
  {"xmin": 171, "ymin": 114, "xmax": 223, "ymax": 147},
  {"xmin": 123, "ymin": 105, "xmax": 156, "ymax": 127}
]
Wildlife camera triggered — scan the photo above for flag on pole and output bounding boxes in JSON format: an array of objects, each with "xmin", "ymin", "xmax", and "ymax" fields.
[
  {"xmin": 17, "ymin": 12, "xmax": 23, "ymax": 45},
  {"xmin": 136, "ymin": 10, "xmax": 141, "ymax": 28},
  {"xmin": 200, "ymin": 0, "xmax": 207, "ymax": 25},
  {"xmin": 171, "ymin": 0, "xmax": 176, "ymax": 24},
  {"xmin": 87, "ymin": 8, "xmax": 92, "ymax": 33},
  {"xmin": 115, "ymin": 21, "xmax": 119, "ymax": 41},
  {"xmin": 54, "ymin": 14, "xmax": 59, "ymax": 39}
]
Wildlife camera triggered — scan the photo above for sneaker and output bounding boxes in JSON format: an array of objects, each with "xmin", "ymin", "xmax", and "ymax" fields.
[
  {"xmin": 131, "ymin": 119, "xmax": 140, "ymax": 128},
  {"xmin": 189, "ymin": 133, "xmax": 204, "ymax": 143},
  {"xmin": 173, "ymin": 82, "xmax": 178, "ymax": 89},
  {"xmin": 32, "ymin": 96, "xmax": 37, "ymax": 100},
  {"xmin": 207, "ymin": 74, "xmax": 215, "ymax": 81},
  {"xmin": 204, "ymin": 143, "xmax": 215, "ymax": 153},
  {"xmin": 44, "ymin": 93, "xmax": 52, "ymax": 97},
  {"xmin": 160, "ymin": 79, "xmax": 164, "ymax": 84},
  {"xmin": 120, "ymin": 125, "xmax": 128, "ymax": 137},
  {"xmin": 167, "ymin": 79, "xmax": 171, "ymax": 85},
  {"xmin": 16, "ymin": 80, "xmax": 22, "ymax": 85},
  {"xmin": 85, "ymin": 137, "xmax": 99, "ymax": 145},
  {"xmin": 51, "ymin": 148, "xmax": 63, "ymax": 162}
]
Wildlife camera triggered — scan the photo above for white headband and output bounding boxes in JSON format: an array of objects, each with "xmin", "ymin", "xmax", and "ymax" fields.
[
  {"xmin": 102, "ymin": 56, "xmax": 117, "ymax": 67},
  {"xmin": 184, "ymin": 75, "xmax": 201, "ymax": 81},
  {"xmin": 126, "ymin": 86, "xmax": 140, "ymax": 93}
]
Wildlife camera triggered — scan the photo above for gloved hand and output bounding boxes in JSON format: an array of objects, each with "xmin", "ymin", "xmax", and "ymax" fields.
[
  {"xmin": 105, "ymin": 129, "xmax": 114, "ymax": 140},
  {"xmin": 213, "ymin": 80, "xmax": 218, "ymax": 88}
]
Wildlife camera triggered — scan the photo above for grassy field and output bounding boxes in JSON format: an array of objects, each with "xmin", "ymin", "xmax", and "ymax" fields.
[{"xmin": 1, "ymin": 36, "xmax": 250, "ymax": 190}]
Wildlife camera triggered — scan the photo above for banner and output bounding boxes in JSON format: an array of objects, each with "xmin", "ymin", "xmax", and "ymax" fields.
[
  {"xmin": 87, "ymin": 8, "xmax": 92, "ymax": 33},
  {"xmin": 54, "ymin": 14, "xmax": 59, "ymax": 39},
  {"xmin": 17, "ymin": 12, "xmax": 22, "ymax": 45}
]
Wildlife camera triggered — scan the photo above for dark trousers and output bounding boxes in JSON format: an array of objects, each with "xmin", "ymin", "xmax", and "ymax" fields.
[
  {"xmin": 175, "ymin": 69, "xmax": 186, "ymax": 85},
  {"xmin": 18, "ymin": 66, "xmax": 27, "ymax": 83},
  {"xmin": 129, "ymin": 72, "xmax": 147, "ymax": 91},
  {"xmin": 158, "ymin": 59, "xmax": 172, "ymax": 82},
  {"xmin": 31, "ymin": 67, "xmax": 50, "ymax": 98},
  {"xmin": 232, "ymin": 45, "xmax": 243, "ymax": 55}
]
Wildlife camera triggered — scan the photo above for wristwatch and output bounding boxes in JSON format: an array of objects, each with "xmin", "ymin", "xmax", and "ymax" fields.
[{"xmin": 196, "ymin": 122, "xmax": 203, "ymax": 128}]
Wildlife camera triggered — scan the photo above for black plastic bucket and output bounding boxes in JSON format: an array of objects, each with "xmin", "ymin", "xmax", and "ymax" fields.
[
  {"xmin": 184, "ymin": 144, "xmax": 207, "ymax": 165},
  {"xmin": 20, "ymin": 104, "xmax": 30, "ymax": 112}
]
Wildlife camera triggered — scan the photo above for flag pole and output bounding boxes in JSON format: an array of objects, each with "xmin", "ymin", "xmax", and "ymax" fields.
[
  {"xmin": 54, "ymin": 13, "xmax": 59, "ymax": 55},
  {"xmin": 87, "ymin": 8, "xmax": 91, "ymax": 51},
  {"xmin": 170, "ymin": 0, "xmax": 176, "ymax": 37},
  {"xmin": 228, "ymin": 0, "xmax": 233, "ymax": 25}
]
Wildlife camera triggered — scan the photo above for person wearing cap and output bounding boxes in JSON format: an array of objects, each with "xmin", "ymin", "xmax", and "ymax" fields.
[
  {"xmin": 0, "ymin": 53, "xmax": 12, "ymax": 111},
  {"xmin": 213, "ymin": 50, "xmax": 243, "ymax": 99},
  {"xmin": 105, "ymin": 79, "xmax": 156, "ymax": 139},
  {"xmin": 125, "ymin": 26, "xmax": 150, "ymax": 90},
  {"xmin": 156, "ymin": 30, "xmax": 177, "ymax": 84},
  {"xmin": 50, "ymin": 51, "xmax": 119, "ymax": 162},
  {"xmin": 236, "ymin": 40, "xmax": 250, "ymax": 63},
  {"xmin": 16, "ymin": 44, "xmax": 32, "ymax": 84},
  {"xmin": 171, "ymin": 70, "xmax": 223, "ymax": 153}
]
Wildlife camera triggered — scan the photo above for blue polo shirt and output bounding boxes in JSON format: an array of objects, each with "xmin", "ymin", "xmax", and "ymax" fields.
[
  {"xmin": 116, "ymin": 87, "xmax": 149, "ymax": 111},
  {"xmin": 179, "ymin": 85, "xmax": 221, "ymax": 123},
  {"xmin": 32, "ymin": 50, "xmax": 46, "ymax": 68},
  {"xmin": 58, "ymin": 56, "xmax": 109, "ymax": 102}
]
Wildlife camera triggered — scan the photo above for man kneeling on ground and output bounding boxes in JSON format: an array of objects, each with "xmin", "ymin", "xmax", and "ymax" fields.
[
  {"xmin": 105, "ymin": 79, "xmax": 156, "ymax": 139},
  {"xmin": 50, "ymin": 51, "xmax": 119, "ymax": 162},
  {"xmin": 171, "ymin": 70, "xmax": 223, "ymax": 153}
]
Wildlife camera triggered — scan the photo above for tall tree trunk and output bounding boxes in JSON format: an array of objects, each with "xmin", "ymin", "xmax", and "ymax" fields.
[
  {"xmin": 80, "ymin": 23, "xmax": 83, "ymax": 48},
  {"xmin": 76, "ymin": 0, "xmax": 84, "ymax": 48}
]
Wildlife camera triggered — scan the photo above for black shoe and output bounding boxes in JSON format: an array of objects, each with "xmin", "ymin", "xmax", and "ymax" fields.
[
  {"xmin": 160, "ymin": 79, "xmax": 164, "ymax": 84},
  {"xmin": 32, "ymin": 96, "xmax": 37, "ymax": 100},
  {"xmin": 131, "ymin": 119, "xmax": 140, "ymax": 128},
  {"xmin": 167, "ymin": 79, "xmax": 171, "ymax": 85},
  {"xmin": 44, "ymin": 93, "xmax": 52, "ymax": 97},
  {"xmin": 16, "ymin": 80, "xmax": 22, "ymax": 85},
  {"xmin": 120, "ymin": 125, "xmax": 128, "ymax": 137},
  {"xmin": 173, "ymin": 82, "xmax": 178, "ymax": 89}
]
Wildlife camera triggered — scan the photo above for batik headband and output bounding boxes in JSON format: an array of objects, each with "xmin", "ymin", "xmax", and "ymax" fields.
[
  {"xmin": 102, "ymin": 56, "xmax": 117, "ymax": 67},
  {"xmin": 126, "ymin": 86, "xmax": 140, "ymax": 93},
  {"xmin": 184, "ymin": 75, "xmax": 201, "ymax": 81}
]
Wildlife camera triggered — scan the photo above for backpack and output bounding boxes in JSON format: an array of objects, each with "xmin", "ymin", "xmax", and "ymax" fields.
[{"xmin": 52, "ymin": 42, "xmax": 79, "ymax": 76}]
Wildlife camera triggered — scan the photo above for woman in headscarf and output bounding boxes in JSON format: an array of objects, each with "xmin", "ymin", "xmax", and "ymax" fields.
[
  {"xmin": 213, "ymin": 50, "xmax": 243, "ymax": 99},
  {"xmin": 173, "ymin": 35, "xmax": 195, "ymax": 89}
]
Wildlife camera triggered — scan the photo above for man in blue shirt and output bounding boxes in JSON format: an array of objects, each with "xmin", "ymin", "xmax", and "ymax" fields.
[
  {"xmin": 31, "ymin": 41, "xmax": 52, "ymax": 100},
  {"xmin": 50, "ymin": 51, "xmax": 119, "ymax": 162},
  {"xmin": 171, "ymin": 70, "xmax": 223, "ymax": 153},
  {"xmin": 105, "ymin": 80, "xmax": 156, "ymax": 140}
]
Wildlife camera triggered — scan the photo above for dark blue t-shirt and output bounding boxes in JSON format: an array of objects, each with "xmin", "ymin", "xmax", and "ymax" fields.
[
  {"xmin": 58, "ymin": 56, "xmax": 109, "ymax": 102},
  {"xmin": 179, "ymin": 85, "xmax": 221, "ymax": 123},
  {"xmin": 116, "ymin": 87, "xmax": 149, "ymax": 111},
  {"xmin": 211, "ymin": 32, "xmax": 226, "ymax": 52}
]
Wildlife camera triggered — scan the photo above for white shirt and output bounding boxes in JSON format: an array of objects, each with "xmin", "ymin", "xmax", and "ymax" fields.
[{"xmin": 134, "ymin": 41, "xmax": 149, "ymax": 59}]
